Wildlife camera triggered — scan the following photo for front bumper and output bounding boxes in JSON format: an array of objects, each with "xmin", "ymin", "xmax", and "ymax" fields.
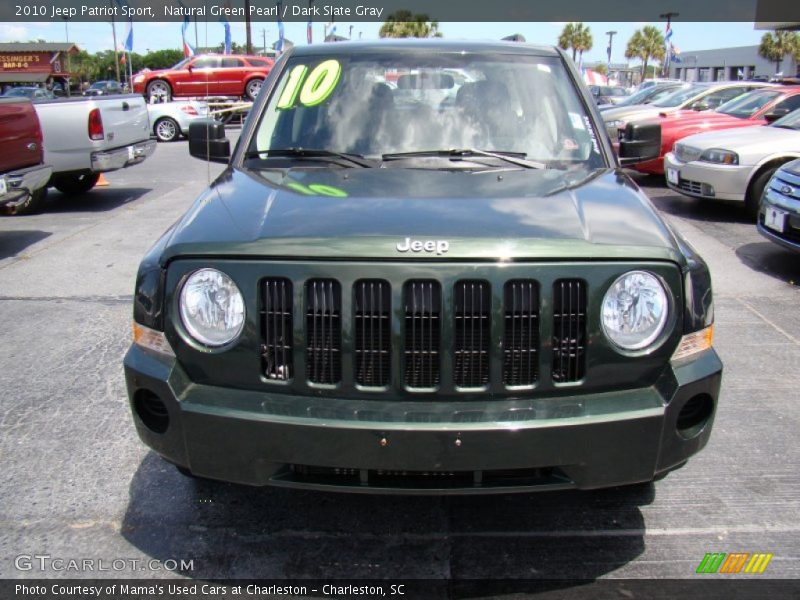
[
  {"xmin": 664, "ymin": 153, "xmax": 751, "ymax": 201},
  {"xmin": 758, "ymin": 168, "xmax": 800, "ymax": 253},
  {"xmin": 90, "ymin": 139, "xmax": 156, "ymax": 173},
  {"xmin": 125, "ymin": 344, "xmax": 722, "ymax": 494},
  {"xmin": 0, "ymin": 163, "xmax": 52, "ymax": 207}
]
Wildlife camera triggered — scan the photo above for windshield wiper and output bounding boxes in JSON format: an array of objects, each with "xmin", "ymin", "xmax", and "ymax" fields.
[
  {"xmin": 244, "ymin": 148, "xmax": 375, "ymax": 168},
  {"xmin": 382, "ymin": 149, "xmax": 547, "ymax": 170}
]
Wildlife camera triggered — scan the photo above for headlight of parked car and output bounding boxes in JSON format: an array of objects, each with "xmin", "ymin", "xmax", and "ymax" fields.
[
  {"xmin": 179, "ymin": 268, "xmax": 245, "ymax": 347},
  {"xmin": 698, "ymin": 148, "xmax": 738, "ymax": 165},
  {"xmin": 602, "ymin": 271, "xmax": 669, "ymax": 351}
]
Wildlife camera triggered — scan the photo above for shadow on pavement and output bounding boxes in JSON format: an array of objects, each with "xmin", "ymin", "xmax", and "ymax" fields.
[
  {"xmin": 44, "ymin": 186, "xmax": 151, "ymax": 214},
  {"xmin": 121, "ymin": 452, "xmax": 651, "ymax": 586},
  {"xmin": 0, "ymin": 230, "xmax": 52, "ymax": 259},
  {"xmin": 736, "ymin": 241, "xmax": 800, "ymax": 285}
]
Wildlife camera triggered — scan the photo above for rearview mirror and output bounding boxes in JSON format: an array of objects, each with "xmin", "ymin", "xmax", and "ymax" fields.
[
  {"xmin": 188, "ymin": 119, "xmax": 230, "ymax": 163},
  {"xmin": 764, "ymin": 107, "xmax": 790, "ymax": 124},
  {"xmin": 618, "ymin": 122, "xmax": 661, "ymax": 166}
]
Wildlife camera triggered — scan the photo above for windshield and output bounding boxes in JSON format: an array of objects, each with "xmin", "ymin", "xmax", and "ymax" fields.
[
  {"xmin": 171, "ymin": 58, "xmax": 191, "ymax": 70},
  {"xmin": 89, "ymin": 82, "xmax": 106, "ymax": 89},
  {"xmin": 652, "ymin": 84, "xmax": 706, "ymax": 107},
  {"xmin": 771, "ymin": 108, "xmax": 800, "ymax": 130},
  {"xmin": 250, "ymin": 51, "xmax": 606, "ymax": 169},
  {"xmin": 3, "ymin": 88, "xmax": 33, "ymax": 97},
  {"xmin": 716, "ymin": 89, "xmax": 782, "ymax": 119}
]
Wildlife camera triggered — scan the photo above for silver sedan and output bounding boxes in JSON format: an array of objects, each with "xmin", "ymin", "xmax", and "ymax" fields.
[{"xmin": 147, "ymin": 100, "xmax": 210, "ymax": 142}]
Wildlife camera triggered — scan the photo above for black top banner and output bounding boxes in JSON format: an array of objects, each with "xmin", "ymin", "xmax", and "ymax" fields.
[{"xmin": 3, "ymin": 0, "xmax": 800, "ymax": 23}]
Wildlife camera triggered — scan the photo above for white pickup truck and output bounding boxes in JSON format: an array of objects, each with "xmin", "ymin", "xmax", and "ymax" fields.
[{"xmin": 32, "ymin": 94, "xmax": 156, "ymax": 197}]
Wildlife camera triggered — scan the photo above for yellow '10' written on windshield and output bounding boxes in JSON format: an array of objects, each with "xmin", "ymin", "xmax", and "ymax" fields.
[{"xmin": 276, "ymin": 60, "xmax": 342, "ymax": 109}]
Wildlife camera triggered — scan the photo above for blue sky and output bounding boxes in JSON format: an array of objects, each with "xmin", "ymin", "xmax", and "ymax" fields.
[{"xmin": 0, "ymin": 21, "xmax": 766, "ymax": 65}]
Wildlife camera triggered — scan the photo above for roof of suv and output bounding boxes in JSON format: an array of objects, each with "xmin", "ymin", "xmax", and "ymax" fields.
[{"xmin": 290, "ymin": 39, "xmax": 560, "ymax": 58}]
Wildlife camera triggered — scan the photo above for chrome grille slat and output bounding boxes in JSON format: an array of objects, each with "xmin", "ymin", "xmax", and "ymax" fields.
[
  {"xmin": 306, "ymin": 279, "xmax": 341, "ymax": 384},
  {"xmin": 261, "ymin": 278, "xmax": 293, "ymax": 380},
  {"xmin": 503, "ymin": 280, "xmax": 539, "ymax": 386},
  {"xmin": 454, "ymin": 280, "xmax": 490, "ymax": 388},
  {"xmin": 552, "ymin": 279, "xmax": 586, "ymax": 383},
  {"xmin": 403, "ymin": 280, "xmax": 441, "ymax": 388},
  {"xmin": 355, "ymin": 280, "xmax": 391, "ymax": 387}
]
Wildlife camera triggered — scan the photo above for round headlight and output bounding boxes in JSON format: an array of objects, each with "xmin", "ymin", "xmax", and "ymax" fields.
[
  {"xmin": 602, "ymin": 271, "xmax": 669, "ymax": 351},
  {"xmin": 179, "ymin": 268, "xmax": 245, "ymax": 347}
]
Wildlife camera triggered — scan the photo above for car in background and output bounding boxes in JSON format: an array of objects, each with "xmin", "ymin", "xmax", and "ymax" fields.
[
  {"xmin": 132, "ymin": 54, "xmax": 274, "ymax": 102},
  {"xmin": 589, "ymin": 85, "xmax": 629, "ymax": 105},
  {"xmin": 664, "ymin": 108, "xmax": 800, "ymax": 217},
  {"xmin": 2, "ymin": 87, "xmax": 56, "ymax": 100},
  {"xmin": 637, "ymin": 78, "xmax": 682, "ymax": 91},
  {"xmin": 147, "ymin": 100, "xmax": 210, "ymax": 142},
  {"xmin": 0, "ymin": 97, "xmax": 52, "ymax": 215},
  {"xmin": 83, "ymin": 80, "xmax": 123, "ymax": 97},
  {"xmin": 603, "ymin": 82, "xmax": 769, "ymax": 141},
  {"xmin": 631, "ymin": 86, "xmax": 800, "ymax": 175},
  {"xmin": 597, "ymin": 82, "xmax": 684, "ymax": 111},
  {"xmin": 758, "ymin": 159, "xmax": 800, "ymax": 252}
]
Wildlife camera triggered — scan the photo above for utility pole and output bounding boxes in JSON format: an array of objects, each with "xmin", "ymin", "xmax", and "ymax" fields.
[
  {"xmin": 660, "ymin": 11, "xmax": 679, "ymax": 78},
  {"xmin": 245, "ymin": 0, "xmax": 253, "ymax": 54},
  {"xmin": 110, "ymin": 13, "xmax": 120, "ymax": 82},
  {"xmin": 349, "ymin": 25, "xmax": 353, "ymax": 40},
  {"xmin": 605, "ymin": 30, "xmax": 617, "ymax": 82},
  {"xmin": 262, "ymin": 29, "xmax": 267, "ymax": 55},
  {"xmin": 194, "ymin": 17, "xmax": 199, "ymax": 52}
]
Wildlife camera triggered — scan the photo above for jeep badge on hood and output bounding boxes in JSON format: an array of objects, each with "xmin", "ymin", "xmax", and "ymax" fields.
[{"xmin": 396, "ymin": 237, "xmax": 450, "ymax": 255}]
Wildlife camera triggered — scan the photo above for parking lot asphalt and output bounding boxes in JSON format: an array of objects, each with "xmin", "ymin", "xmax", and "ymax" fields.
[{"xmin": 1, "ymin": 134, "xmax": 799, "ymax": 587}]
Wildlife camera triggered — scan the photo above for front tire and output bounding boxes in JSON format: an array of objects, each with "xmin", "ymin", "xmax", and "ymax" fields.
[
  {"xmin": 245, "ymin": 78, "xmax": 263, "ymax": 101},
  {"xmin": 154, "ymin": 117, "xmax": 180, "ymax": 142},
  {"xmin": 53, "ymin": 172, "xmax": 100, "ymax": 195},
  {"xmin": 745, "ymin": 167, "xmax": 777, "ymax": 220},
  {"xmin": 146, "ymin": 79, "xmax": 172, "ymax": 102},
  {"xmin": 4, "ymin": 187, "xmax": 47, "ymax": 216}
]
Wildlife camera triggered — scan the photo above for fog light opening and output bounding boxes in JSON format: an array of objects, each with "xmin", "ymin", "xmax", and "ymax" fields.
[
  {"xmin": 134, "ymin": 389, "xmax": 169, "ymax": 434},
  {"xmin": 676, "ymin": 393, "xmax": 713, "ymax": 439}
]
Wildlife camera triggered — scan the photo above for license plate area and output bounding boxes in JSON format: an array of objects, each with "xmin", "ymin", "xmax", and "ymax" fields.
[
  {"xmin": 764, "ymin": 206, "xmax": 787, "ymax": 233},
  {"xmin": 667, "ymin": 168, "xmax": 679, "ymax": 185}
]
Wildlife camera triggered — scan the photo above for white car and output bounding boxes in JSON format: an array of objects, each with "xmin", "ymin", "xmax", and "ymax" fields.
[
  {"xmin": 664, "ymin": 108, "xmax": 800, "ymax": 216},
  {"xmin": 147, "ymin": 100, "xmax": 210, "ymax": 142}
]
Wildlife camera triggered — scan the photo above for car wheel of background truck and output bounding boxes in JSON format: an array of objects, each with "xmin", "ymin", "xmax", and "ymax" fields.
[
  {"xmin": 53, "ymin": 172, "xmax": 101, "ymax": 195},
  {"xmin": 245, "ymin": 78, "xmax": 263, "ymax": 100},
  {"xmin": 154, "ymin": 117, "xmax": 180, "ymax": 142},
  {"xmin": 146, "ymin": 79, "xmax": 172, "ymax": 102},
  {"xmin": 4, "ymin": 187, "xmax": 47, "ymax": 216},
  {"xmin": 745, "ymin": 167, "xmax": 777, "ymax": 221}
]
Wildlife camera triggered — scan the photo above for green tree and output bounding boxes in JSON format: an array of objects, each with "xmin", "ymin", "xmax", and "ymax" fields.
[
  {"xmin": 758, "ymin": 31, "xmax": 800, "ymax": 74},
  {"xmin": 558, "ymin": 22, "xmax": 593, "ymax": 63},
  {"xmin": 593, "ymin": 63, "xmax": 608, "ymax": 77},
  {"xmin": 625, "ymin": 26, "xmax": 666, "ymax": 79},
  {"xmin": 379, "ymin": 11, "xmax": 442, "ymax": 38},
  {"xmin": 138, "ymin": 49, "xmax": 185, "ymax": 70}
]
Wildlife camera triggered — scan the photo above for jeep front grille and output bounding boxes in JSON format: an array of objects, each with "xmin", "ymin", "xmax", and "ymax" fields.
[
  {"xmin": 261, "ymin": 278, "xmax": 293, "ymax": 381},
  {"xmin": 403, "ymin": 280, "xmax": 441, "ymax": 389},
  {"xmin": 306, "ymin": 279, "xmax": 341, "ymax": 384},
  {"xmin": 503, "ymin": 280, "xmax": 539, "ymax": 386},
  {"xmin": 552, "ymin": 279, "xmax": 587, "ymax": 383},
  {"xmin": 453, "ymin": 280, "xmax": 490, "ymax": 388},
  {"xmin": 258, "ymin": 276, "xmax": 591, "ymax": 391},
  {"xmin": 354, "ymin": 279, "xmax": 391, "ymax": 387}
]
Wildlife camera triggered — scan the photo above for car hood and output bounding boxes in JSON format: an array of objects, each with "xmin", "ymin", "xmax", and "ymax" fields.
[
  {"xmin": 602, "ymin": 104, "xmax": 681, "ymax": 123},
  {"xmin": 678, "ymin": 124, "xmax": 800, "ymax": 155},
  {"xmin": 160, "ymin": 166, "xmax": 685, "ymax": 263},
  {"xmin": 659, "ymin": 110, "xmax": 747, "ymax": 127}
]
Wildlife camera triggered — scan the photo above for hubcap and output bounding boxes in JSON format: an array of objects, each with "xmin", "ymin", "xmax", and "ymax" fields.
[
  {"xmin": 149, "ymin": 81, "xmax": 170, "ymax": 99},
  {"xmin": 248, "ymin": 80, "xmax": 262, "ymax": 98},
  {"xmin": 157, "ymin": 120, "xmax": 177, "ymax": 140}
]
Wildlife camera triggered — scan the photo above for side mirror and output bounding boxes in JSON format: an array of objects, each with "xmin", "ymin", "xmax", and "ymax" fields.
[
  {"xmin": 189, "ymin": 119, "xmax": 230, "ymax": 163},
  {"xmin": 618, "ymin": 122, "xmax": 661, "ymax": 166},
  {"xmin": 691, "ymin": 101, "xmax": 709, "ymax": 111},
  {"xmin": 764, "ymin": 107, "xmax": 790, "ymax": 124}
]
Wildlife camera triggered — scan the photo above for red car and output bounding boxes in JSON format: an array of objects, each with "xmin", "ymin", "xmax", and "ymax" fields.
[
  {"xmin": 632, "ymin": 86, "xmax": 800, "ymax": 175},
  {"xmin": 132, "ymin": 54, "xmax": 274, "ymax": 101}
]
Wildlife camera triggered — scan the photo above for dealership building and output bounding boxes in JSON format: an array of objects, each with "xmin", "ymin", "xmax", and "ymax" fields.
[
  {"xmin": 668, "ymin": 44, "xmax": 799, "ymax": 82},
  {"xmin": 0, "ymin": 42, "xmax": 80, "ymax": 91}
]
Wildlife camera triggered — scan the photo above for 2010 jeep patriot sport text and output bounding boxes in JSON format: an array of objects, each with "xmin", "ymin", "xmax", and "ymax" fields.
[{"xmin": 124, "ymin": 40, "xmax": 721, "ymax": 493}]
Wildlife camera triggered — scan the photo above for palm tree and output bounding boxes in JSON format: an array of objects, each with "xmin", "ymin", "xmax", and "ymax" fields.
[
  {"xmin": 759, "ymin": 31, "xmax": 800, "ymax": 74},
  {"xmin": 379, "ymin": 11, "xmax": 442, "ymax": 38},
  {"xmin": 558, "ymin": 23, "xmax": 593, "ymax": 64},
  {"xmin": 625, "ymin": 26, "xmax": 666, "ymax": 80}
]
